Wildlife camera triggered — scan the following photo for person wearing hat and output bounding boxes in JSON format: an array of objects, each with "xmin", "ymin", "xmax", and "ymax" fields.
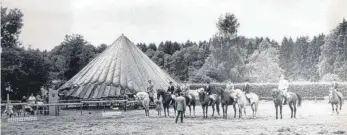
[
  {"xmin": 175, "ymin": 92, "xmax": 186, "ymax": 123},
  {"xmin": 167, "ymin": 81, "xmax": 175, "ymax": 94},
  {"xmin": 147, "ymin": 80, "xmax": 155, "ymax": 104},
  {"xmin": 204, "ymin": 80, "xmax": 212, "ymax": 95}
]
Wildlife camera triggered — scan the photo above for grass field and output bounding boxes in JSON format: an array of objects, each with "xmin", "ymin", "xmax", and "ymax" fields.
[{"xmin": 1, "ymin": 101, "xmax": 346, "ymax": 135}]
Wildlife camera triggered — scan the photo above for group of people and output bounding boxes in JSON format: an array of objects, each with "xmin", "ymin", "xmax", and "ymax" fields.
[
  {"xmin": 277, "ymin": 75, "xmax": 340, "ymax": 104},
  {"xmin": 145, "ymin": 80, "xmax": 191, "ymax": 123},
  {"xmin": 144, "ymin": 75, "xmax": 340, "ymax": 123}
]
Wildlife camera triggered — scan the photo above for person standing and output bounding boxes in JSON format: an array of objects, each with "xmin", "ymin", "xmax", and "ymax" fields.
[
  {"xmin": 167, "ymin": 81, "xmax": 175, "ymax": 94},
  {"xmin": 175, "ymin": 92, "xmax": 186, "ymax": 123},
  {"xmin": 147, "ymin": 80, "xmax": 155, "ymax": 104},
  {"xmin": 278, "ymin": 75, "xmax": 289, "ymax": 105}
]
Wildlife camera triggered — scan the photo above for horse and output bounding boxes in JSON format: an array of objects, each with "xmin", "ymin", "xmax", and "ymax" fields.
[
  {"xmin": 330, "ymin": 89, "xmax": 344, "ymax": 114},
  {"xmin": 182, "ymin": 91, "xmax": 197, "ymax": 117},
  {"xmin": 156, "ymin": 89, "xmax": 176, "ymax": 117},
  {"xmin": 135, "ymin": 92, "xmax": 150, "ymax": 117},
  {"xmin": 198, "ymin": 89, "xmax": 220, "ymax": 118},
  {"xmin": 271, "ymin": 89, "xmax": 302, "ymax": 119},
  {"xmin": 230, "ymin": 89, "xmax": 248, "ymax": 118},
  {"xmin": 155, "ymin": 96, "xmax": 163, "ymax": 116},
  {"xmin": 245, "ymin": 92, "xmax": 259, "ymax": 118},
  {"xmin": 220, "ymin": 88, "xmax": 236, "ymax": 119}
]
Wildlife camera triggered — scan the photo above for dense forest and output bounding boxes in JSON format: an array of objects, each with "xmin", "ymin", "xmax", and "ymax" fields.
[{"xmin": 1, "ymin": 7, "xmax": 347, "ymax": 99}]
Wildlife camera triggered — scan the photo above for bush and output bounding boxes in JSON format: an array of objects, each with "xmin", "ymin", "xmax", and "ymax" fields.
[{"xmin": 188, "ymin": 82, "xmax": 347, "ymax": 98}]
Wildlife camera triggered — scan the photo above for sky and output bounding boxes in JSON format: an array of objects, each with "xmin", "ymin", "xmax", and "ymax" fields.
[{"xmin": 2, "ymin": 0, "xmax": 347, "ymax": 51}]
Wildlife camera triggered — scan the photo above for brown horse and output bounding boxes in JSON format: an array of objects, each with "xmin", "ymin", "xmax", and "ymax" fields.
[
  {"xmin": 156, "ymin": 89, "xmax": 176, "ymax": 117},
  {"xmin": 271, "ymin": 89, "xmax": 302, "ymax": 119},
  {"xmin": 220, "ymin": 89, "xmax": 236, "ymax": 119},
  {"xmin": 198, "ymin": 90, "xmax": 220, "ymax": 118},
  {"xmin": 330, "ymin": 89, "xmax": 344, "ymax": 114}
]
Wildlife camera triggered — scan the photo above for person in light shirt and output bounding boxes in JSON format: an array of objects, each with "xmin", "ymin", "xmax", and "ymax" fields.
[
  {"xmin": 328, "ymin": 82, "xmax": 338, "ymax": 103},
  {"xmin": 278, "ymin": 75, "xmax": 290, "ymax": 105},
  {"xmin": 28, "ymin": 93, "xmax": 36, "ymax": 105}
]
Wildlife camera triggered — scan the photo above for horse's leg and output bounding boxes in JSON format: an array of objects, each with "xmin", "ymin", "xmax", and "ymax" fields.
[
  {"xmin": 193, "ymin": 104, "xmax": 196, "ymax": 117},
  {"xmin": 233, "ymin": 104, "xmax": 237, "ymax": 118},
  {"xmin": 164, "ymin": 107, "xmax": 166, "ymax": 117},
  {"xmin": 251, "ymin": 103, "xmax": 255, "ymax": 118},
  {"xmin": 293, "ymin": 104, "xmax": 297, "ymax": 118},
  {"xmin": 206, "ymin": 105, "xmax": 209, "ymax": 118},
  {"xmin": 212, "ymin": 103, "xmax": 215, "ymax": 117},
  {"xmin": 280, "ymin": 105, "xmax": 283, "ymax": 119},
  {"xmin": 202, "ymin": 105, "xmax": 205, "ymax": 118},
  {"xmin": 275, "ymin": 105, "xmax": 278, "ymax": 119},
  {"xmin": 331, "ymin": 104, "xmax": 334, "ymax": 114},
  {"xmin": 226, "ymin": 105, "xmax": 228, "ymax": 119},
  {"xmin": 222, "ymin": 104, "xmax": 225, "ymax": 118},
  {"xmin": 239, "ymin": 106, "xmax": 242, "ymax": 118},
  {"xmin": 189, "ymin": 105, "xmax": 192, "ymax": 117},
  {"xmin": 336, "ymin": 104, "xmax": 339, "ymax": 115},
  {"xmin": 217, "ymin": 103, "xmax": 220, "ymax": 116},
  {"xmin": 289, "ymin": 103, "xmax": 293, "ymax": 118}
]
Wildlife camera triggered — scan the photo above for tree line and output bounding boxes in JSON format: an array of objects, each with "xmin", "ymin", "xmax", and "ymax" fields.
[{"xmin": 1, "ymin": 7, "xmax": 347, "ymax": 99}]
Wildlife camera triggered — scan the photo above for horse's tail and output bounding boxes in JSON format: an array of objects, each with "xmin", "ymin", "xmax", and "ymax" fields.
[{"xmin": 296, "ymin": 93, "xmax": 302, "ymax": 107}]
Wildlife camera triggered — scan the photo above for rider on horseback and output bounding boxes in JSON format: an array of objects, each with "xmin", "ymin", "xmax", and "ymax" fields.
[
  {"xmin": 182, "ymin": 83, "xmax": 192, "ymax": 105},
  {"xmin": 328, "ymin": 82, "xmax": 338, "ymax": 103},
  {"xmin": 175, "ymin": 84, "xmax": 182, "ymax": 97},
  {"xmin": 278, "ymin": 75, "xmax": 290, "ymax": 105},
  {"xmin": 244, "ymin": 83, "xmax": 252, "ymax": 105},
  {"xmin": 167, "ymin": 81, "xmax": 175, "ymax": 95},
  {"xmin": 205, "ymin": 80, "xmax": 212, "ymax": 95},
  {"xmin": 147, "ymin": 80, "xmax": 155, "ymax": 105}
]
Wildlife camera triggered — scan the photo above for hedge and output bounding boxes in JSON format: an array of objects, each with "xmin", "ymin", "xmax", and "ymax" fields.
[{"xmin": 188, "ymin": 82, "xmax": 347, "ymax": 99}]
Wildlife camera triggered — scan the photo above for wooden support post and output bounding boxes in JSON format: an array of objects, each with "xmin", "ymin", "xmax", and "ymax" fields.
[
  {"xmin": 103, "ymin": 102, "xmax": 106, "ymax": 112},
  {"xmin": 80, "ymin": 105, "xmax": 82, "ymax": 115},
  {"xmin": 124, "ymin": 101, "xmax": 127, "ymax": 112}
]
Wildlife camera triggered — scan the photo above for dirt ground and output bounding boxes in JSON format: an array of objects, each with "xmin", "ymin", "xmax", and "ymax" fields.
[{"xmin": 1, "ymin": 101, "xmax": 346, "ymax": 135}]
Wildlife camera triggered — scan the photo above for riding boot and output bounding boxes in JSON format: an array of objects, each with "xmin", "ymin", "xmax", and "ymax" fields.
[{"xmin": 283, "ymin": 97, "xmax": 287, "ymax": 105}]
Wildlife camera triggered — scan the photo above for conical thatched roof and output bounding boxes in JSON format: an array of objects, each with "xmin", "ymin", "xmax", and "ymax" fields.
[{"xmin": 59, "ymin": 35, "xmax": 176, "ymax": 99}]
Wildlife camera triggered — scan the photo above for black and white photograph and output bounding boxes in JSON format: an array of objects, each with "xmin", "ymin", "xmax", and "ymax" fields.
[{"xmin": 1, "ymin": 0, "xmax": 347, "ymax": 134}]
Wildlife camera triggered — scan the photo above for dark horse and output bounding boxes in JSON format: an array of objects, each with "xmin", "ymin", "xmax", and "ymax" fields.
[
  {"xmin": 198, "ymin": 89, "xmax": 220, "ymax": 118},
  {"xmin": 271, "ymin": 89, "xmax": 302, "ymax": 119},
  {"xmin": 220, "ymin": 88, "xmax": 236, "ymax": 119},
  {"xmin": 157, "ymin": 89, "xmax": 176, "ymax": 117}
]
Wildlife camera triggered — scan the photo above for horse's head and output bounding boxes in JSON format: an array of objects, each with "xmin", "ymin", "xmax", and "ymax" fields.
[
  {"xmin": 156, "ymin": 89, "xmax": 164, "ymax": 98},
  {"xmin": 230, "ymin": 89, "xmax": 242, "ymax": 99},
  {"xmin": 198, "ymin": 89, "xmax": 207, "ymax": 101},
  {"xmin": 271, "ymin": 89, "xmax": 281, "ymax": 98}
]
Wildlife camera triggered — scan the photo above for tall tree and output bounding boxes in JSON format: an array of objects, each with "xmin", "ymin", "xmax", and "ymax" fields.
[
  {"xmin": 244, "ymin": 40, "xmax": 283, "ymax": 82},
  {"xmin": 318, "ymin": 20, "xmax": 347, "ymax": 81},
  {"xmin": 1, "ymin": 7, "xmax": 23, "ymax": 48},
  {"xmin": 48, "ymin": 34, "xmax": 96, "ymax": 80}
]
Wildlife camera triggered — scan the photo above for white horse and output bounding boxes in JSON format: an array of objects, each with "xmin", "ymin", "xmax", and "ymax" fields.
[
  {"xmin": 245, "ymin": 92, "xmax": 259, "ymax": 117},
  {"xmin": 230, "ymin": 89, "xmax": 248, "ymax": 118},
  {"xmin": 135, "ymin": 92, "xmax": 150, "ymax": 117}
]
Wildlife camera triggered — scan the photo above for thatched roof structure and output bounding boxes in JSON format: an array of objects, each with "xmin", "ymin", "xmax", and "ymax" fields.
[{"xmin": 59, "ymin": 35, "xmax": 176, "ymax": 99}]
